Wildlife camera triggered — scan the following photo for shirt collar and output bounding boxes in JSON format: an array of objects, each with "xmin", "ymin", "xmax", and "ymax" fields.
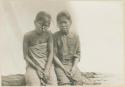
[{"xmin": 60, "ymin": 31, "xmax": 73, "ymax": 39}]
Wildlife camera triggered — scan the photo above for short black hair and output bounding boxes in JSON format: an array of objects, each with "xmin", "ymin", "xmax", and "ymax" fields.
[
  {"xmin": 57, "ymin": 11, "xmax": 72, "ymax": 23},
  {"xmin": 35, "ymin": 11, "xmax": 51, "ymax": 22}
]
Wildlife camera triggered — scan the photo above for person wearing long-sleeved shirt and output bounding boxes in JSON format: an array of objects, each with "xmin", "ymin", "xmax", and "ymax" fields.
[{"xmin": 53, "ymin": 11, "xmax": 83, "ymax": 85}]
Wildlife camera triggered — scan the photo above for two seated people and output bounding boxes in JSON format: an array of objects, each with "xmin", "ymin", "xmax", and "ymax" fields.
[{"xmin": 23, "ymin": 11, "xmax": 83, "ymax": 86}]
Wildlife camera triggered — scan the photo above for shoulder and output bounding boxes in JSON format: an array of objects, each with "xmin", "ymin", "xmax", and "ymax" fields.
[
  {"xmin": 72, "ymin": 32, "xmax": 80, "ymax": 43},
  {"xmin": 45, "ymin": 30, "xmax": 53, "ymax": 35},
  {"xmin": 69, "ymin": 32, "xmax": 79, "ymax": 39},
  {"xmin": 23, "ymin": 30, "xmax": 34, "ymax": 40},
  {"xmin": 53, "ymin": 31, "xmax": 61, "ymax": 38}
]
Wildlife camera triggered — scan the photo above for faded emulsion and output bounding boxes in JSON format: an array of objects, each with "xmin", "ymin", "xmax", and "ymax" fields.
[{"xmin": 1, "ymin": 0, "xmax": 124, "ymax": 86}]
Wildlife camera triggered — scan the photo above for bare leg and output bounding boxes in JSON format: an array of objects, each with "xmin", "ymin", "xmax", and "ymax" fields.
[
  {"xmin": 25, "ymin": 65, "xmax": 41, "ymax": 86},
  {"xmin": 47, "ymin": 64, "xmax": 58, "ymax": 85}
]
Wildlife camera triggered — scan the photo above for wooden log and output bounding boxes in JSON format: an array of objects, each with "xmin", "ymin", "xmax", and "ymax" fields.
[
  {"xmin": 1, "ymin": 72, "xmax": 107, "ymax": 86},
  {"xmin": 2, "ymin": 74, "xmax": 26, "ymax": 86}
]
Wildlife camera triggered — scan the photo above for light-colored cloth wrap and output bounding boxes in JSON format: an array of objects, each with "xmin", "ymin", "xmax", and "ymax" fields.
[
  {"xmin": 25, "ymin": 43, "xmax": 57, "ymax": 85},
  {"xmin": 28, "ymin": 43, "xmax": 48, "ymax": 69}
]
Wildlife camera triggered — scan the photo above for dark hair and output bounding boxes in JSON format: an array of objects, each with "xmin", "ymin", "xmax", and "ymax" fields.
[
  {"xmin": 57, "ymin": 11, "xmax": 72, "ymax": 23},
  {"xmin": 35, "ymin": 11, "xmax": 51, "ymax": 22}
]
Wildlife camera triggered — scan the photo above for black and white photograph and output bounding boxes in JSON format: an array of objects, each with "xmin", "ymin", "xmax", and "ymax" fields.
[{"xmin": 0, "ymin": 0, "xmax": 124, "ymax": 86}]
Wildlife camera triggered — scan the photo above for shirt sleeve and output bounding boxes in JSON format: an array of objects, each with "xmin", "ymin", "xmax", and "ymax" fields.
[{"xmin": 73, "ymin": 35, "xmax": 80, "ymax": 61}]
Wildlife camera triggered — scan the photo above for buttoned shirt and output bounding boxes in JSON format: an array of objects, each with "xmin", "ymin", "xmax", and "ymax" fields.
[{"xmin": 53, "ymin": 31, "xmax": 80, "ymax": 65}]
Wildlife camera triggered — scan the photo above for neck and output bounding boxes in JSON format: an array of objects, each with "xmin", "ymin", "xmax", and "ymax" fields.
[
  {"xmin": 35, "ymin": 29, "xmax": 43, "ymax": 35},
  {"xmin": 61, "ymin": 31, "xmax": 69, "ymax": 36}
]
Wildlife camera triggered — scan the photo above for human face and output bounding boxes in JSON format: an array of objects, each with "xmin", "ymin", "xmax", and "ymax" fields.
[
  {"xmin": 57, "ymin": 17, "xmax": 71, "ymax": 34},
  {"xmin": 35, "ymin": 18, "xmax": 50, "ymax": 32}
]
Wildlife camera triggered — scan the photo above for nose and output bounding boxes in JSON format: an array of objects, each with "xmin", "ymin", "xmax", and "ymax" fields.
[
  {"xmin": 61, "ymin": 23, "xmax": 66, "ymax": 27},
  {"xmin": 40, "ymin": 23, "xmax": 43, "ymax": 26}
]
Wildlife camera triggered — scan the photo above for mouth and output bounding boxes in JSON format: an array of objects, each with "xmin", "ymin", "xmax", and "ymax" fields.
[
  {"xmin": 40, "ymin": 26, "xmax": 43, "ymax": 29},
  {"xmin": 61, "ymin": 26, "xmax": 67, "ymax": 29},
  {"xmin": 62, "ymin": 28, "xmax": 68, "ymax": 31},
  {"xmin": 38, "ymin": 27, "xmax": 43, "ymax": 32}
]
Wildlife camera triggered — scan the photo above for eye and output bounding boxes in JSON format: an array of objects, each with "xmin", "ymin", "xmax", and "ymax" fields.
[{"xmin": 43, "ymin": 24, "xmax": 48, "ymax": 27}]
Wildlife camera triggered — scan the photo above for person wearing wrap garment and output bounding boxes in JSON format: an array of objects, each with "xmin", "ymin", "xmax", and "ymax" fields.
[{"xmin": 23, "ymin": 11, "xmax": 57, "ymax": 86}]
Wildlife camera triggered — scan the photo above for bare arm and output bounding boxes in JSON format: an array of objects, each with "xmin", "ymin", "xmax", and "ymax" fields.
[
  {"xmin": 44, "ymin": 33, "xmax": 53, "ymax": 72},
  {"xmin": 23, "ymin": 34, "xmax": 41, "ymax": 70},
  {"xmin": 54, "ymin": 55, "xmax": 65, "ymax": 71}
]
